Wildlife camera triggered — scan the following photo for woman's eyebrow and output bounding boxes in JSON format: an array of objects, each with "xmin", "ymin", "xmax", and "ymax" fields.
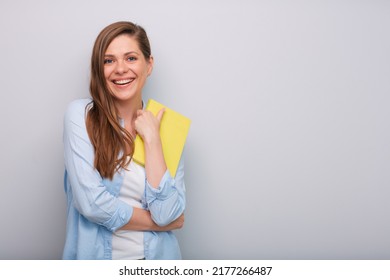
[
  {"xmin": 124, "ymin": 51, "xmax": 140, "ymax": 55},
  {"xmin": 104, "ymin": 51, "xmax": 140, "ymax": 57}
]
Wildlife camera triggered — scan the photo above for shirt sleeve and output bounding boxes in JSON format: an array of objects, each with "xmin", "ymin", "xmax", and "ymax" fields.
[
  {"xmin": 63, "ymin": 99, "xmax": 133, "ymax": 232},
  {"xmin": 144, "ymin": 152, "xmax": 186, "ymax": 226}
]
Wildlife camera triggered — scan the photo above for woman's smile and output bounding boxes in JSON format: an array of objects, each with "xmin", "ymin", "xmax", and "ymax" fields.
[
  {"xmin": 111, "ymin": 77, "xmax": 136, "ymax": 89},
  {"xmin": 112, "ymin": 78, "xmax": 134, "ymax": 86}
]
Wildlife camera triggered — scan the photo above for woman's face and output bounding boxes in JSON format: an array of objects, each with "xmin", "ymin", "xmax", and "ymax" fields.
[{"xmin": 103, "ymin": 34, "xmax": 153, "ymax": 103}]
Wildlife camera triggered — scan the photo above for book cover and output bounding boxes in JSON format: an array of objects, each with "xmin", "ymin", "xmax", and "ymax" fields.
[{"xmin": 133, "ymin": 99, "xmax": 191, "ymax": 177}]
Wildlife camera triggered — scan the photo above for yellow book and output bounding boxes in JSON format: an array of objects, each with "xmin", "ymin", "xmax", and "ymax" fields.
[{"xmin": 133, "ymin": 99, "xmax": 191, "ymax": 177}]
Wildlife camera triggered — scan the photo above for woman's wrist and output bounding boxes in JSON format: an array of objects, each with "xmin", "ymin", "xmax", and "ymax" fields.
[{"xmin": 142, "ymin": 131, "xmax": 161, "ymax": 146}]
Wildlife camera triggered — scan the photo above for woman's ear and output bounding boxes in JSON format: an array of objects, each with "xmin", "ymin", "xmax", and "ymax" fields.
[{"xmin": 147, "ymin": 55, "xmax": 154, "ymax": 76}]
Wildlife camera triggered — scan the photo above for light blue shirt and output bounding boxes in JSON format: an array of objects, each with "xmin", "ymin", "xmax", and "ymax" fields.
[{"xmin": 62, "ymin": 99, "xmax": 186, "ymax": 260}]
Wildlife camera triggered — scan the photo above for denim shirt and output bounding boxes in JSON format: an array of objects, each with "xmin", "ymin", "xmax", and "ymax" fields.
[{"xmin": 62, "ymin": 98, "xmax": 186, "ymax": 260}]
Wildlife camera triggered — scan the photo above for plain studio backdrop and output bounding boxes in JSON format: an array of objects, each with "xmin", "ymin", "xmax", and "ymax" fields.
[{"xmin": 0, "ymin": 0, "xmax": 389, "ymax": 260}]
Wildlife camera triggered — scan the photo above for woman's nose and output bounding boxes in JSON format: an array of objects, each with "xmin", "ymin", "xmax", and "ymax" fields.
[{"xmin": 115, "ymin": 60, "xmax": 129, "ymax": 74}]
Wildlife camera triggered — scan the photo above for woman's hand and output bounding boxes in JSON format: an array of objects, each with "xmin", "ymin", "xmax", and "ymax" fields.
[
  {"xmin": 155, "ymin": 213, "xmax": 185, "ymax": 231},
  {"xmin": 134, "ymin": 108, "xmax": 165, "ymax": 144}
]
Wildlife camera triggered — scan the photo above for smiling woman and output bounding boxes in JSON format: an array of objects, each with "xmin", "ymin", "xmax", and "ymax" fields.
[{"xmin": 62, "ymin": 21, "xmax": 186, "ymax": 260}]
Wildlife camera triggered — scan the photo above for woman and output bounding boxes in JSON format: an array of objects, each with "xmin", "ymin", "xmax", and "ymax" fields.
[{"xmin": 62, "ymin": 21, "xmax": 186, "ymax": 260}]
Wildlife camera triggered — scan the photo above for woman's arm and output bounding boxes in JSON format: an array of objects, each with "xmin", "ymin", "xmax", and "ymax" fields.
[
  {"xmin": 64, "ymin": 100, "xmax": 132, "ymax": 232},
  {"xmin": 135, "ymin": 108, "xmax": 167, "ymax": 188},
  {"xmin": 120, "ymin": 208, "xmax": 184, "ymax": 231},
  {"xmin": 135, "ymin": 108, "xmax": 186, "ymax": 227}
]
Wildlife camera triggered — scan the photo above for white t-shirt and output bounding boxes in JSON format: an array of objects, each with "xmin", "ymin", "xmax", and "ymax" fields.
[{"xmin": 112, "ymin": 160, "xmax": 145, "ymax": 260}]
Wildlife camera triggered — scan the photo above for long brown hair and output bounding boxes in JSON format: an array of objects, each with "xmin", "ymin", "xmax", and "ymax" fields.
[{"xmin": 86, "ymin": 21, "xmax": 152, "ymax": 179}]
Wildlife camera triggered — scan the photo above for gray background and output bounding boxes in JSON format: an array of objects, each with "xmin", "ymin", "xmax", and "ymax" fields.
[{"xmin": 0, "ymin": 0, "xmax": 389, "ymax": 260}]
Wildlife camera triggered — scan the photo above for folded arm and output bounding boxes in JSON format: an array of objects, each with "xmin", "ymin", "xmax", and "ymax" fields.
[{"xmin": 120, "ymin": 208, "xmax": 184, "ymax": 231}]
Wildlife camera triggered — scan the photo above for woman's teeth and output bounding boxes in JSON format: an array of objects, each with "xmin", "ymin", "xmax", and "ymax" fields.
[{"xmin": 114, "ymin": 79, "xmax": 133, "ymax": 85}]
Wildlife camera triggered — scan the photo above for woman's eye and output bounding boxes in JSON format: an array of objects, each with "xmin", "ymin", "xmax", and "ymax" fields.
[
  {"xmin": 127, "ymin": 56, "xmax": 137, "ymax": 62},
  {"xmin": 104, "ymin": 59, "xmax": 113, "ymax": 64}
]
